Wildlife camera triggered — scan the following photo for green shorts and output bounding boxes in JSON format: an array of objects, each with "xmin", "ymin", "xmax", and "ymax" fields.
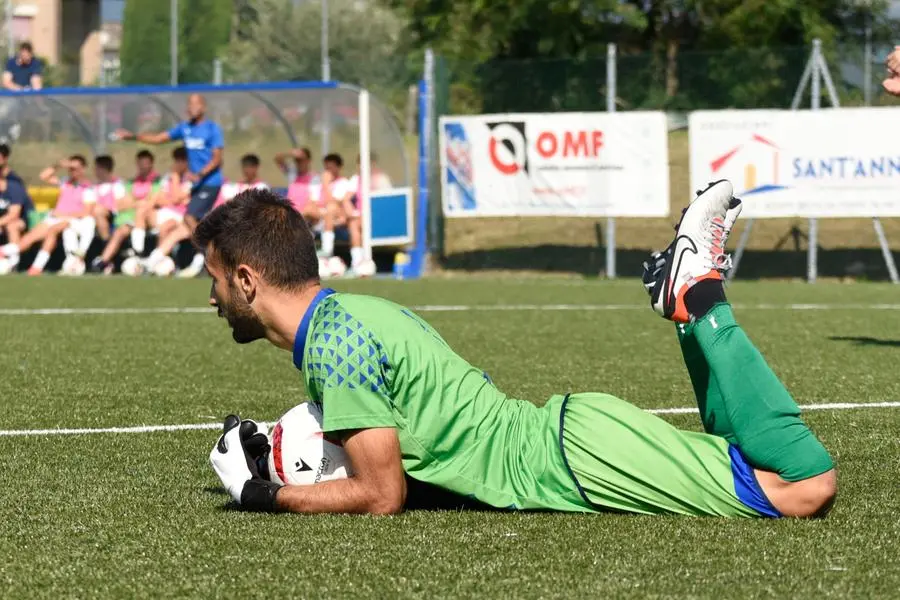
[
  {"xmin": 560, "ymin": 393, "xmax": 771, "ymax": 518},
  {"xmin": 114, "ymin": 208, "xmax": 137, "ymax": 228}
]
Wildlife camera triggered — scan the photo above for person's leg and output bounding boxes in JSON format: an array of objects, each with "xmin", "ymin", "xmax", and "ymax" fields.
[
  {"xmin": 131, "ymin": 202, "xmax": 153, "ymax": 255},
  {"xmin": 30, "ymin": 222, "xmax": 68, "ymax": 274},
  {"xmin": 5, "ymin": 218, "xmax": 25, "ymax": 245},
  {"xmin": 2, "ymin": 220, "xmax": 48, "ymax": 258},
  {"xmin": 178, "ymin": 187, "xmax": 217, "ymax": 277},
  {"xmin": 146, "ymin": 222, "xmax": 189, "ymax": 271},
  {"xmin": 645, "ymin": 180, "xmax": 835, "ymax": 517},
  {"xmin": 347, "ymin": 215, "xmax": 363, "ymax": 268},
  {"xmin": 560, "ymin": 392, "xmax": 768, "ymax": 518},
  {"xmin": 320, "ymin": 202, "xmax": 335, "ymax": 257},
  {"xmin": 687, "ymin": 304, "xmax": 835, "ymax": 515},
  {"xmin": 100, "ymin": 224, "xmax": 131, "ymax": 264},
  {"xmin": 93, "ymin": 205, "xmax": 111, "ymax": 241},
  {"xmin": 74, "ymin": 216, "xmax": 96, "ymax": 258}
]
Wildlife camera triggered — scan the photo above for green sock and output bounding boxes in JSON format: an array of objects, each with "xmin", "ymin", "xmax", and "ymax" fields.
[
  {"xmin": 676, "ymin": 323, "xmax": 737, "ymax": 445},
  {"xmin": 691, "ymin": 304, "xmax": 834, "ymax": 482}
]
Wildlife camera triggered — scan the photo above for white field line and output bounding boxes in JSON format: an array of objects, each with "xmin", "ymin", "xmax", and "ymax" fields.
[
  {"xmin": 3, "ymin": 303, "xmax": 900, "ymax": 317},
  {"xmin": 1, "ymin": 401, "xmax": 898, "ymax": 437}
]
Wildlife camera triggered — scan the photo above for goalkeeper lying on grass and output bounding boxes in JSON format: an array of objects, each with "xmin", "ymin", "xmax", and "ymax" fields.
[{"xmin": 203, "ymin": 182, "xmax": 836, "ymax": 518}]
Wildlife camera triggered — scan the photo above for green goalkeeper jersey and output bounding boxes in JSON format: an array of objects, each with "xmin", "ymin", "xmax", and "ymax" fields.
[{"xmin": 294, "ymin": 289, "xmax": 591, "ymax": 512}]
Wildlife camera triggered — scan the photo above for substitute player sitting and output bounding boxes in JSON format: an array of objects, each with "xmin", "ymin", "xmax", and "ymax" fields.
[
  {"xmin": 137, "ymin": 147, "xmax": 192, "ymax": 275},
  {"xmin": 0, "ymin": 172, "xmax": 32, "ymax": 248},
  {"xmin": 90, "ymin": 150, "xmax": 161, "ymax": 274},
  {"xmin": 1, "ymin": 155, "xmax": 95, "ymax": 275},
  {"xmin": 90, "ymin": 155, "xmax": 127, "ymax": 244},
  {"xmin": 213, "ymin": 154, "xmax": 268, "ymax": 209},
  {"xmin": 204, "ymin": 182, "xmax": 836, "ymax": 519}
]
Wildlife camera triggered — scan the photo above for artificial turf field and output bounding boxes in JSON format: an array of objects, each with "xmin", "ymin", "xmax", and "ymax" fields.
[{"xmin": 1, "ymin": 276, "xmax": 898, "ymax": 598}]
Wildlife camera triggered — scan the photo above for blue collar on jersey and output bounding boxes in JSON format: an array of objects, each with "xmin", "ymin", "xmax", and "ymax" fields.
[{"xmin": 292, "ymin": 287, "xmax": 336, "ymax": 370}]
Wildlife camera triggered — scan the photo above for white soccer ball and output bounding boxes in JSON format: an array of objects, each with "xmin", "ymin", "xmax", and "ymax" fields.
[
  {"xmin": 152, "ymin": 256, "xmax": 176, "ymax": 277},
  {"xmin": 0, "ymin": 258, "xmax": 13, "ymax": 275},
  {"xmin": 120, "ymin": 256, "xmax": 144, "ymax": 277},
  {"xmin": 354, "ymin": 259, "xmax": 377, "ymax": 278},
  {"xmin": 326, "ymin": 256, "xmax": 347, "ymax": 278},
  {"xmin": 61, "ymin": 256, "xmax": 86, "ymax": 277},
  {"xmin": 266, "ymin": 402, "xmax": 352, "ymax": 486}
]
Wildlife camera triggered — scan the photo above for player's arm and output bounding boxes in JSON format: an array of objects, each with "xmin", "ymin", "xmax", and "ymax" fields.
[
  {"xmin": 274, "ymin": 428, "xmax": 406, "ymax": 515},
  {"xmin": 2, "ymin": 70, "xmax": 19, "ymax": 91},
  {"xmin": 29, "ymin": 62, "xmax": 43, "ymax": 91},
  {"xmin": 274, "ymin": 151, "xmax": 292, "ymax": 173},
  {"xmin": 0, "ymin": 202, "xmax": 19, "ymax": 227},
  {"xmin": 39, "ymin": 160, "xmax": 64, "ymax": 186},
  {"xmin": 194, "ymin": 147, "xmax": 223, "ymax": 183},
  {"xmin": 115, "ymin": 126, "xmax": 175, "ymax": 145}
]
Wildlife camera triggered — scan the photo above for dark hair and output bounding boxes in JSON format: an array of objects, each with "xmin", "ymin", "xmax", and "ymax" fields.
[
  {"xmin": 172, "ymin": 147, "xmax": 188, "ymax": 161},
  {"xmin": 297, "ymin": 147, "xmax": 312, "ymax": 161},
  {"xmin": 324, "ymin": 153, "xmax": 343, "ymax": 168},
  {"xmin": 69, "ymin": 154, "xmax": 87, "ymax": 167},
  {"xmin": 194, "ymin": 188, "xmax": 319, "ymax": 289},
  {"xmin": 19, "ymin": 42, "xmax": 33, "ymax": 53},
  {"xmin": 0, "ymin": 144, "xmax": 10, "ymax": 158},
  {"xmin": 136, "ymin": 149, "xmax": 154, "ymax": 162},
  {"xmin": 240, "ymin": 153, "xmax": 260, "ymax": 167},
  {"xmin": 95, "ymin": 154, "xmax": 114, "ymax": 172}
]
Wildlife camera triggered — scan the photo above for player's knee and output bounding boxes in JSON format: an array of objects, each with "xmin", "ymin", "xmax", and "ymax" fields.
[{"xmin": 785, "ymin": 470, "xmax": 837, "ymax": 518}]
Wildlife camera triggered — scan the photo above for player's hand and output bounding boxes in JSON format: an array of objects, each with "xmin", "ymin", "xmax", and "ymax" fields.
[
  {"xmin": 641, "ymin": 250, "xmax": 668, "ymax": 296},
  {"xmin": 184, "ymin": 172, "xmax": 200, "ymax": 183},
  {"xmin": 210, "ymin": 415, "xmax": 282, "ymax": 511},
  {"xmin": 114, "ymin": 128, "xmax": 135, "ymax": 141}
]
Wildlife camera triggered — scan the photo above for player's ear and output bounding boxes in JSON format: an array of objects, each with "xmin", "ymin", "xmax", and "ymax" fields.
[{"xmin": 235, "ymin": 263, "xmax": 259, "ymax": 302}]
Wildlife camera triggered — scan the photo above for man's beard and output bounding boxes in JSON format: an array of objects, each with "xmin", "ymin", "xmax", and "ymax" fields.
[{"xmin": 221, "ymin": 288, "xmax": 266, "ymax": 344}]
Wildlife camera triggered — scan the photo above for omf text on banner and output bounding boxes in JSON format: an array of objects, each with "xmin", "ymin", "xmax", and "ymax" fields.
[{"xmin": 440, "ymin": 112, "xmax": 669, "ymax": 218}]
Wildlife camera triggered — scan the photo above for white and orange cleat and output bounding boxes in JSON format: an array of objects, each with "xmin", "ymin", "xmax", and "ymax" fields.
[{"xmin": 649, "ymin": 180, "xmax": 742, "ymax": 323}]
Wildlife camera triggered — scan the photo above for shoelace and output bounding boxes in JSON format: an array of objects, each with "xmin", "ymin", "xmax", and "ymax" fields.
[{"xmin": 708, "ymin": 216, "xmax": 733, "ymax": 271}]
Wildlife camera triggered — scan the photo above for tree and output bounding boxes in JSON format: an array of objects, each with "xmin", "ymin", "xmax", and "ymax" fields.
[
  {"xmin": 221, "ymin": 0, "xmax": 412, "ymax": 105},
  {"xmin": 119, "ymin": 0, "xmax": 172, "ymax": 85},
  {"xmin": 120, "ymin": 0, "xmax": 232, "ymax": 86},
  {"xmin": 179, "ymin": 0, "xmax": 232, "ymax": 83}
]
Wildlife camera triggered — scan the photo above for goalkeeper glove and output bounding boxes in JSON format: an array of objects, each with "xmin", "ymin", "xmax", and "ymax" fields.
[{"xmin": 210, "ymin": 414, "xmax": 282, "ymax": 512}]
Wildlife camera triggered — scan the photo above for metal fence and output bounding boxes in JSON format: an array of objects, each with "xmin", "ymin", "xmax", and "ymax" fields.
[{"xmin": 434, "ymin": 42, "xmax": 898, "ymax": 117}]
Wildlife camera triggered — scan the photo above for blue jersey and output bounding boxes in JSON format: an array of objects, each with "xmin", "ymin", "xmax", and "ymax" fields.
[
  {"xmin": 5, "ymin": 57, "xmax": 42, "ymax": 88},
  {"xmin": 0, "ymin": 177, "xmax": 33, "ymax": 216},
  {"xmin": 167, "ymin": 119, "xmax": 224, "ymax": 187}
]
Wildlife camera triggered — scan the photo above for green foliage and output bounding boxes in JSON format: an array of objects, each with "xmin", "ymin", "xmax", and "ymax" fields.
[
  {"xmin": 387, "ymin": 0, "xmax": 894, "ymax": 113},
  {"xmin": 221, "ymin": 0, "xmax": 416, "ymax": 120},
  {"xmin": 120, "ymin": 0, "xmax": 231, "ymax": 86},
  {"xmin": 119, "ymin": 0, "xmax": 172, "ymax": 85}
]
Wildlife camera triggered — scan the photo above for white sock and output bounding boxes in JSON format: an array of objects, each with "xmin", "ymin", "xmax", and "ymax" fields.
[
  {"xmin": 61, "ymin": 227, "xmax": 79, "ymax": 255},
  {"xmin": 76, "ymin": 217, "xmax": 95, "ymax": 257},
  {"xmin": 32, "ymin": 250, "xmax": 50, "ymax": 271},
  {"xmin": 7, "ymin": 253, "xmax": 19, "ymax": 267},
  {"xmin": 321, "ymin": 231, "xmax": 335, "ymax": 257},
  {"xmin": 350, "ymin": 246, "xmax": 363, "ymax": 267},
  {"xmin": 145, "ymin": 249, "xmax": 165, "ymax": 270},
  {"xmin": 1, "ymin": 242, "xmax": 19, "ymax": 256},
  {"xmin": 131, "ymin": 228, "xmax": 146, "ymax": 254},
  {"xmin": 188, "ymin": 252, "xmax": 205, "ymax": 271}
]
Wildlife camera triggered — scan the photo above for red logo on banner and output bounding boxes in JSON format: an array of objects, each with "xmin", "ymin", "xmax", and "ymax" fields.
[{"xmin": 487, "ymin": 121, "xmax": 528, "ymax": 175}]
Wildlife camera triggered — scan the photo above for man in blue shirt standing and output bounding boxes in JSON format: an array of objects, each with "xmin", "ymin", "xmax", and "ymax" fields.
[
  {"xmin": 116, "ymin": 93, "xmax": 224, "ymax": 277},
  {"xmin": 3, "ymin": 42, "xmax": 43, "ymax": 91}
]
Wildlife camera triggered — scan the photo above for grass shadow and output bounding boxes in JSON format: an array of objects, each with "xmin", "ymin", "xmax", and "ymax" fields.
[
  {"xmin": 441, "ymin": 246, "xmax": 900, "ymax": 280},
  {"xmin": 829, "ymin": 336, "xmax": 900, "ymax": 347}
]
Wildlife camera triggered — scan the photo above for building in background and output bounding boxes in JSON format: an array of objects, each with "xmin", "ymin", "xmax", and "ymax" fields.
[{"xmin": 6, "ymin": 0, "xmax": 123, "ymax": 86}]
